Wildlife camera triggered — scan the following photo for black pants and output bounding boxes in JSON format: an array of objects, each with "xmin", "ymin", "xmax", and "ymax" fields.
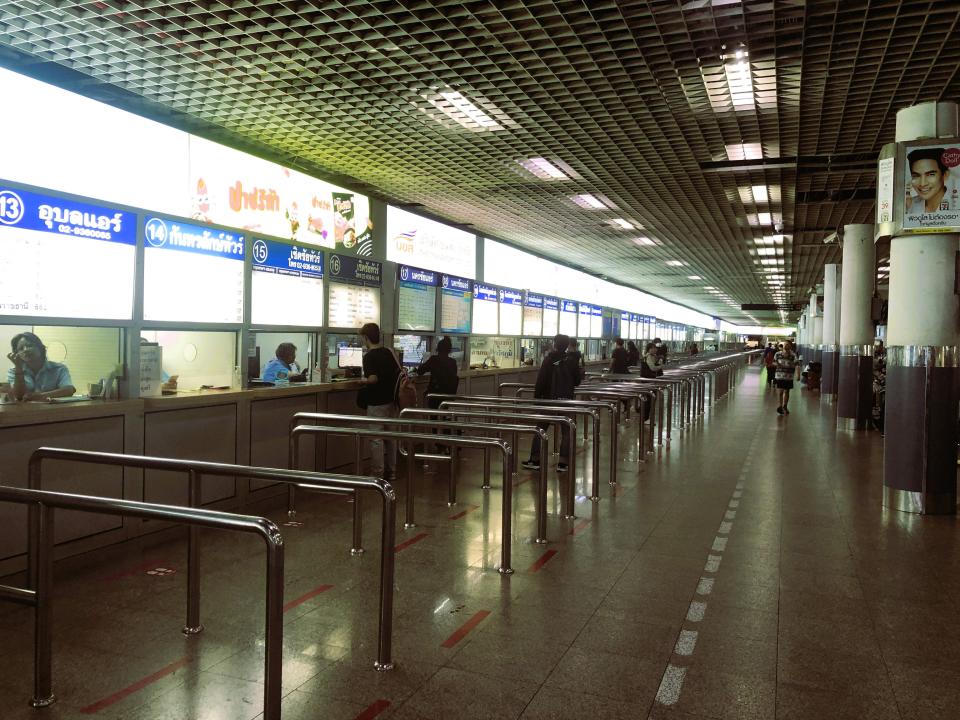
[
  {"xmin": 766, "ymin": 366, "xmax": 776, "ymax": 385},
  {"xmin": 528, "ymin": 421, "xmax": 570, "ymax": 463}
]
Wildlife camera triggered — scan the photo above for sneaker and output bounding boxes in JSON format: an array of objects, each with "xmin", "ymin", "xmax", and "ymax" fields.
[
  {"xmin": 557, "ymin": 463, "xmax": 569, "ymax": 472},
  {"xmin": 521, "ymin": 460, "xmax": 540, "ymax": 471},
  {"xmin": 776, "ymin": 406, "xmax": 784, "ymax": 415}
]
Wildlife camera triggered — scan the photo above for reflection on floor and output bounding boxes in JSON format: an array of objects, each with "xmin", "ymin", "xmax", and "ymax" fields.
[{"xmin": 1, "ymin": 365, "xmax": 957, "ymax": 719}]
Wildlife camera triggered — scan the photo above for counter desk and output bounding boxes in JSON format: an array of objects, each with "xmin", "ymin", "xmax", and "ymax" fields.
[{"xmin": 0, "ymin": 363, "xmax": 580, "ymax": 573}]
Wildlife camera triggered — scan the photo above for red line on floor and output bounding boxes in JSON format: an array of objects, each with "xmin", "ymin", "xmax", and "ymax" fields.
[
  {"xmin": 102, "ymin": 560, "xmax": 170, "ymax": 582},
  {"xmin": 527, "ymin": 549, "xmax": 558, "ymax": 573},
  {"xmin": 80, "ymin": 657, "xmax": 190, "ymax": 714},
  {"xmin": 448, "ymin": 504, "xmax": 480, "ymax": 520},
  {"xmin": 283, "ymin": 584, "xmax": 335, "ymax": 613},
  {"xmin": 353, "ymin": 699, "xmax": 392, "ymax": 720},
  {"xmin": 569, "ymin": 519, "xmax": 592, "ymax": 536},
  {"xmin": 394, "ymin": 532, "xmax": 429, "ymax": 552},
  {"xmin": 441, "ymin": 610, "xmax": 491, "ymax": 648}
]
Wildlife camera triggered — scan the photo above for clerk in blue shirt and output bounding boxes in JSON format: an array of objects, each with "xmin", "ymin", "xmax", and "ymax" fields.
[
  {"xmin": 5, "ymin": 332, "xmax": 76, "ymax": 401},
  {"xmin": 261, "ymin": 343, "xmax": 308, "ymax": 384}
]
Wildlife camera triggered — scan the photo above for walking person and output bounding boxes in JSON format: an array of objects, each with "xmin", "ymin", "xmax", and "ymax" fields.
[
  {"xmin": 763, "ymin": 343, "xmax": 777, "ymax": 388},
  {"xmin": 357, "ymin": 322, "xmax": 401, "ymax": 479},
  {"xmin": 774, "ymin": 340, "xmax": 800, "ymax": 415},
  {"xmin": 522, "ymin": 334, "xmax": 574, "ymax": 472}
]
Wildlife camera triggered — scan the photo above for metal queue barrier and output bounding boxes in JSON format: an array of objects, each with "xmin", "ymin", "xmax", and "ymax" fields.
[
  {"xmin": 289, "ymin": 425, "xmax": 518, "ymax": 574},
  {"xmin": 430, "ymin": 393, "xmax": 617, "ymax": 492},
  {"xmin": 288, "ymin": 411, "xmax": 552, "ymax": 543},
  {"xmin": 20, "ymin": 447, "xmax": 398, "ymax": 673},
  {"xmin": 572, "ymin": 386, "xmax": 655, "ymax": 456},
  {"xmin": 408, "ymin": 407, "xmax": 578, "ymax": 519},
  {"xmin": 0, "ymin": 485, "xmax": 286, "ymax": 718},
  {"xmin": 574, "ymin": 384, "xmax": 666, "ymax": 448},
  {"xmin": 583, "ymin": 375, "xmax": 675, "ymax": 443},
  {"xmin": 435, "ymin": 400, "xmax": 606, "ymax": 503}
]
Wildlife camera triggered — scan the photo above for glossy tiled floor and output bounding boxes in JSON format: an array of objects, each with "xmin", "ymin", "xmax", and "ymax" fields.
[{"xmin": 3, "ymin": 364, "xmax": 960, "ymax": 719}]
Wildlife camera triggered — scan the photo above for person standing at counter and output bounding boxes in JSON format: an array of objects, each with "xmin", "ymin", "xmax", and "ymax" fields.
[
  {"xmin": 414, "ymin": 337, "xmax": 459, "ymax": 409},
  {"xmin": 609, "ymin": 337, "xmax": 630, "ymax": 374},
  {"xmin": 626, "ymin": 341, "xmax": 641, "ymax": 367},
  {"xmin": 567, "ymin": 338, "xmax": 586, "ymax": 385},
  {"xmin": 643, "ymin": 341, "xmax": 663, "ymax": 377},
  {"xmin": 358, "ymin": 323, "xmax": 400, "ymax": 481},
  {"xmin": 523, "ymin": 333, "xmax": 574, "ymax": 472},
  {"xmin": 5, "ymin": 332, "xmax": 76, "ymax": 401},
  {"xmin": 261, "ymin": 343, "xmax": 308, "ymax": 384}
]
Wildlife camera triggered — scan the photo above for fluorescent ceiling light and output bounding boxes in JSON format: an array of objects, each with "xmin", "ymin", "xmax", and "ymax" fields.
[
  {"xmin": 632, "ymin": 236, "xmax": 656, "ymax": 246},
  {"xmin": 518, "ymin": 157, "xmax": 570, "ymax": 180},
  {"xmin": 425, "ymin": 90, "xmax": 509, "ymax": 131},
  {"xmin": 608, "ymin": 218, "xmax": 635, "ymax": 230},
  {"xmin": 725, "ymin": 143, "xmax": 763, "ymax": 161},
  {"xmin": 666, "ymin": 260, "xmax": 686, "ymax": 267},
  {"xmin": 570, "ymin": 193, "xmax": 609, "ymax": 210},
  {"xmin": 760, "ymin": 258, "xmax": 780, "ymax": 266},
  {"xmin": 704, "ymin": 286, "xmax": 716, "ymax": 290},
  {"xmin": 755, "ymin": 247, "xmax": 777, "ymax": 256},
  {"xmin": 755, "ymin": 234, "xmax": 785, "ymax": 245},
  {"xmin": 687, "ymin": 275, "xmax": 702, "ymax": 280}
]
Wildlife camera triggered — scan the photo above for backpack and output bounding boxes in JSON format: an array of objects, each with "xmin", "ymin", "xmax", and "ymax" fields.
[
  {"xmin": 551, "ymin": 356, "xmax": 576, "ymax": 399},
  {"xmin": 391, "ymin": 352, "xmax": 418, "ymax": 409},
  {"xmin": 566, "ymin": 352, "xmax": 584, "ymax": 386}
]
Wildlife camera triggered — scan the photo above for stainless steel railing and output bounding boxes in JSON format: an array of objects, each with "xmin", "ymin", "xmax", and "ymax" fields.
[
  {"xmin": 23, "ymin": 447, "xmax": 397, "ymax": 672},
  {"xmin": 289, "ymin": 425, "xmax": 516, "ymax": 573},
  {"xmin": 0, "ymin": 484, "xmax": 284, "ymax": 717},
  {"xmin": 289, "ymin": 412, "xmax": 551, "ymax": 543}
]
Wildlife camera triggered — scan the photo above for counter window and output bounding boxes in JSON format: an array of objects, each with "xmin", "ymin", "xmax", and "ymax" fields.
[
  {"xmin": 140, "ymin": 330, "xmax": 238, "ymax": 392},
  {"xmin": 469, "ymin": 336, "xmax": 518, "ymax": 369},
  {"xmin": 1, "ymin": 324, "xmax": 122, "ymax": 401},
  {"xmin": 393, "ymin": 334, "xmax": 431, "ymax": 367},
  {"xmin": 249, "ymin": 331, "xmax": 316, "ymax": 386}
]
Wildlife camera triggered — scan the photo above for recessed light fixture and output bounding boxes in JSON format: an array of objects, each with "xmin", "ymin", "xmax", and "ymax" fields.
[
  {"xmin": 517, "ymin": 157, "xmax": 570, "ymax": 180},
  {"xmin": 570, "ymin": 193, "xmax": 610, "ymax": 210},
  {"xmin": 704, "ymin": 286, "xmax": 716, "ymax": 290},
  {"xmin": 608, "ymin": 218, "xmax": 636, "ymax": 230},
  {"xmin": 666, "ymin": 260, "xmax": 686, "ymax": 267},
  {"xmin": 725, "ymin": 142, "xmax": 763, "ymax": 161},
  {"xmin": 687, "ymin": 275, "xmax": 702, "ymax": 280},
  {"xmin": 755, "ymin": 247, "xmax": 777, "ymax": 256},
  {"xmin": 632, "ymin": 236, "xmax": 656, "ymax": 246}
]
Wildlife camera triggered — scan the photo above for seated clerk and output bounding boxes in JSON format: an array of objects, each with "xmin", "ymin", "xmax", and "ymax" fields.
[
  {"xmin": 5, "ymin": 332, "xmax": 76, "ymax": 401},
  {"xmin": 261, "ymin": 342, "xmax": 308, "ymax": 384}
]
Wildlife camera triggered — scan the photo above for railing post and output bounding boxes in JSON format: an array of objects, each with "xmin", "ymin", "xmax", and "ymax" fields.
[
  {"xmin": 537, "ymin": 431, "xmax": 552, "ymax": 536},
  {"xmin": 287, "ymin": 433, "xmax": 299, "ymax": 518},
  {"xmin": 497, "ymin": 443, "xmax": 514, "ymax": 574},
  {"xmin": 262, "ymin": 527, "xmax": 284, "ymax": 720},
  {"xmin": 449, "ymin": 446, "xmax": 460, "ymax": 506},
  {"xmin": 609, "ymin": 403, "xmax": 619, "ymax": 485},
  {"xmin": 184, "ymin": 469, "xmax": 204, "ymax": 635},
  {"xmin": 352, "ymin": 440, "xmax": 365, "ymax": 555},
  {"xmin": 31, "ymin": 503, "xmax": 55, "ymax": 708},
  {"xmin": 590, "ymin": 413, "xmax": 601, "ymax": 502},
  {"xmin": 482, "ymin": 447, "xmax": 491, "ymax": 490},
  {"xmin": 375, "ymin": 487, "xmax": 397, "ymax": 671},
  {"xmin": 404, "ymin": 439, "xmax": 416, "ymax": 529}
]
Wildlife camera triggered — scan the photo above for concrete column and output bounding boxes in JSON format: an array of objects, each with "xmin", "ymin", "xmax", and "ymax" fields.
[
  {"xmin": 808, "ymin": 292, "xmax": 823, "ymax": 366},
  {"xmin": 884, "ymin": 101, "xmax": 960, "ymax": 515},
  {"xmin": 822, "ymin": 264, "xmax": 841, "ymax": 399},
  {"xmin": 836, "ymin": 224, "xmax": 876, "ymax": 430}
]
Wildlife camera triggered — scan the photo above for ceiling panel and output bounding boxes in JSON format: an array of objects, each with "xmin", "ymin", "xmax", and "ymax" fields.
[{"xmin": 0, "ymin": 0, "xmax": 958, "ymax": 323}]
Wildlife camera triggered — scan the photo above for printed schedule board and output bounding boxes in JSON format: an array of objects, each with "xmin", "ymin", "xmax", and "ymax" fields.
[
  {"xmin": 251, "ymin": 237, "xmax": 324, "ymax": 327},
  {"xmin": 397, "ymin": 265, "xmax": 437, "ymax": 332},
  {"xmin": 498, "ymin": 288, "xmax": 523, "ymax": 336},
  {"xmin": 578, "ymin": 304, "xmax": 591, "ymax": 338},
  {"xmin": 472, "ymin": 283, "xmax": 499, "ymax": 335},
  {"xmin": 440, "ymin": 274, "xmax": 472, "ymax": 333},
  {"xmin": 327, "ymin": 254, "xmax": 381, "ymax": 328},
  {"xmin": 0, "ymin": 185, "xmax": 136, "ymax": 319},
  {"xmin": 542, "ymin": 297, "xmax": 559, "ymax": 337},
  {"xmin": 143, "ymin": 216, "xmax": 244, "ymax": 323},
  {"xmin": 523, "ymin": 294, "xmax": 543, "ymax": 337},
  {"xmin": 590, "ymin": 305, "xmax": 603, "ymax": 338}
]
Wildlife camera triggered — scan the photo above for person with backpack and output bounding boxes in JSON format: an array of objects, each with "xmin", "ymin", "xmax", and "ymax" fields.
[
  {"xmin": 358, "ymin": 322, "xmax": 400, "ymax": 480},
  {"xmin": 522, "ymin": 333, "xmax": 573, "ymax": 472},
  {"xmin": 567, "ymin": 338, "xmax": 586, "ymax": 385},
  {"xmin": 609, "ymin": 337, "xmax": 630, "ymax": 374}
]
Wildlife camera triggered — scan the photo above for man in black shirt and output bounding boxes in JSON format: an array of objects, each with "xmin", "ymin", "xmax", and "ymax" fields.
[
  {"xmin": 609, "ymin": 337, "xmax": 629, "ymax": 374},
  {"xmin": 359, "ymin": 323, "xmax": 400, "ymax": 480},
  {"xmin": 522, "ymin": 334, "xmax": 573, "ymax": 472}
]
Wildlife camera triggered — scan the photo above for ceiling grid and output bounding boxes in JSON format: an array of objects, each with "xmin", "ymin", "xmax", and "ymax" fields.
[{"xmin": 0, "ymin": 0, "xmax": 958, "ymax": 324}]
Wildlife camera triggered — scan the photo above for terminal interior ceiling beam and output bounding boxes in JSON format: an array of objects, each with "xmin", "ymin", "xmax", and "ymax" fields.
[{"xmin": 0, "ymin": 0, "xmax": 957, "ymax": 326}]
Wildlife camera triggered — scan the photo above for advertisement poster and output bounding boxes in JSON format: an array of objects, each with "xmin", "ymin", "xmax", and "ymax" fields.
[
  {"xmin": 472, "ymin": 283, "xmax": 499, "ymax": 335},
  {"xmin": 902, "ymin": 143, "xmax": 960, "ymax": 232},
  {"xmin": 0, "ymin": 185, "xmax": 136, "ymax": 320},
  {"xmin": 523, "ymin": 293, "xmax": 544, "ymax": 337},
  {"xmin": 498, "ymin": 288, "xmax": 523, "ymax": 336},
  {"xmin": 877, "ymin": 157, "xmax": 894, "ymax": 225},
  {"xmin": 188, "ymin": 136, "xmax": 373, "ymax": 253},
  {"xmin": 386, "ymin": 206, "xmax": 476, "ymax": 278}
]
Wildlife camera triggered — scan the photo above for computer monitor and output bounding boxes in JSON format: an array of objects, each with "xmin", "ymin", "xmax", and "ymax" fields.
[{"xmin": 337, "ymin": 345, "xmax": 364, "ymax": 369}]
